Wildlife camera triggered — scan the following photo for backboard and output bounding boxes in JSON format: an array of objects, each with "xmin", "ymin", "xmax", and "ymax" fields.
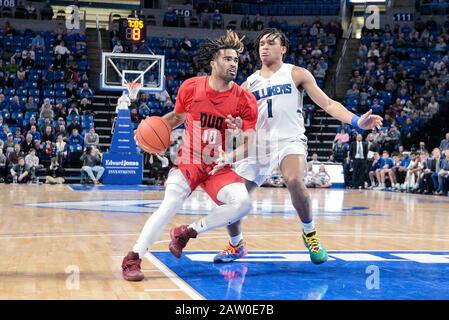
[{"xmin": 100, "ymin": 52, "xmax": 165, "ymax": 93}]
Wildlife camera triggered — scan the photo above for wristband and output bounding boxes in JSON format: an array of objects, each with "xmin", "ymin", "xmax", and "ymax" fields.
[{"xmin": 351, "ymin": 115, "xmax": 361, "ymax": 129}]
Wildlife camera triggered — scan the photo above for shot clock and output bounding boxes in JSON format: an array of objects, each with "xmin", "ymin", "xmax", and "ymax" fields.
[{"xmin": 119, "ymin": 18, "xmax": 146, "ymax": 43}]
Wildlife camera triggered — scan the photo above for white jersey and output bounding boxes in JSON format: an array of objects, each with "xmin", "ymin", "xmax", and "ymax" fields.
[{"xmin": 247, "ymin": 63, "xmax": 307, "ymax": 144}]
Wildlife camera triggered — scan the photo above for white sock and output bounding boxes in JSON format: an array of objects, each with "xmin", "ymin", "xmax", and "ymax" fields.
[
  {"xmin": 189, "ymin": 218, "xmax": 207, "ymax": 234},
  {"xmin": 132, "ymin": 177, "xmax": 190, "ymax": 258},
  {"xmin": 303, "ymin": 220, "xmax": 315, "ymax": 235},
  {"xmin": 189, "ymin": 183, "xmax": 251, "ymax": 235},
  {"xmin": 230, "ymin": 233, "xmax": 243, "ymax": 246}
]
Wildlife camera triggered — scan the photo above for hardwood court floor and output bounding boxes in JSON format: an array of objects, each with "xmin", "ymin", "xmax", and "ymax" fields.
[{"xmin": 0, "ymin": 184, "xmax": 448, "ymax": 299}]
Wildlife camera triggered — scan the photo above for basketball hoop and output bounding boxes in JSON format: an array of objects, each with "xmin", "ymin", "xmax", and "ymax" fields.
[{"xmin": 125, "ymin": 82, "xmax": 142, "ymax": 101}]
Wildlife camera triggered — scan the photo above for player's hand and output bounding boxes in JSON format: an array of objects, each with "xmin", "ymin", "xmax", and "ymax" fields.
[
  {"xmin": 358, "ymin": 110, "xmax": 383, "ymax": 130},
  {"xmin": 209, "ymin": 146, "xmax": 229, "ymax": 175},
  {"xmin": 225, "ymin": 115, "xmax": 243, "ymax": 135}
]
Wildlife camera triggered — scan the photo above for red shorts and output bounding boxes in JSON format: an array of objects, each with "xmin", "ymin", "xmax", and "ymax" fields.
[{"xmin": 175, "ymin": 163, "xmax": 243, "ymax": 205}]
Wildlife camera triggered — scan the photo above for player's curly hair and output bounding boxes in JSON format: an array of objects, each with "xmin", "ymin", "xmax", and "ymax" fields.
[
  {"xmin": 255, "ymin": 28, "xmax": 290, "ymax": 60},
  {"xmin": 195, "ymin": 30, "xmax": 245, "ymax": 70}
]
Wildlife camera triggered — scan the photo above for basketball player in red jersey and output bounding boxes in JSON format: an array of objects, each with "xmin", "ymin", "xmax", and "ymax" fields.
[{"xmin": 122, "ymin": 31, "xmax": 259, "ymax": 281}]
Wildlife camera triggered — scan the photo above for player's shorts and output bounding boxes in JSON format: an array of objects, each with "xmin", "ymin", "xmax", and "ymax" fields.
[
  {"xmin": 173, "ymin": 163, "xmax": 243, "ymax": 205},
  {"xmin": 235, "ymin": 139, "xmax": 307, "ymax": 186}
]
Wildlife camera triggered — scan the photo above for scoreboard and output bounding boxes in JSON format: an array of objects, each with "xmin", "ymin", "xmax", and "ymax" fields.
[{"xmin": 119, "ymin": 18, "xmax": 146, "ymax": 43}]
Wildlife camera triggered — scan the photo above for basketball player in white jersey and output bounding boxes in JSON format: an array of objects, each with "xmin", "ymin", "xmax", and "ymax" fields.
[{"xmin": 213, "ymin": 28, "xmax": 383, "ymax": 264}]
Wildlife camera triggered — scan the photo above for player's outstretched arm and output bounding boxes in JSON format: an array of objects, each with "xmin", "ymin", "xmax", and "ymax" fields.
[
  {"xmin": 294, "ymin": 67, "xmax": 383, "ymax": 131},
  {"xmin": 162, "ymin": 111, "xmax": 186, "ymax": 130}
]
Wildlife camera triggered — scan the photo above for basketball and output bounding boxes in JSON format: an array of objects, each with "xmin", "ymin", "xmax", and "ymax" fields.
[{"xmin": 136, "ymin": 116, "xmax": 171, "ymax": 154}]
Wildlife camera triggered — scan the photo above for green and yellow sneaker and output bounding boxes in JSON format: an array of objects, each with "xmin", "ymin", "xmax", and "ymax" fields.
[{"xmin": 302, "ymin": 229, "xmax": 328, "ymax": 264}]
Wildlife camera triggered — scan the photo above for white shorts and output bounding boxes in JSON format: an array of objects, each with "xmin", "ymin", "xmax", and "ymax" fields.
[{"xmin": 234, "ymin": 139, "xmax": 308, "ymax": 186}]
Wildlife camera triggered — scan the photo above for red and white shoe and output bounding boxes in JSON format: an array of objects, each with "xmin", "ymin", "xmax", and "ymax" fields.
[
  {"xmin": 122, "ymin": 251, "xmax": 144, "ymax": 281},
  {"xmin": 169, "ymin": 225, "xmax": 198, "ymax": 258}
]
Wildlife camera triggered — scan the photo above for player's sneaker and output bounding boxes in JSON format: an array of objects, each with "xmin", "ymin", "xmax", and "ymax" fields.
[
  {"xmin": 169, "ymin": 225, "xmax": 198, "ymax": 258},
  {"xmin": 122, "ymin": 251, "xmax": 144, "ymax": 281},
  {"xmin": 213, "ymin": 241, "xmax": 248, "ymax": 263},
  {"xmin": 302, "ymin": 229, "xmax": 328, "ymax": 264}
]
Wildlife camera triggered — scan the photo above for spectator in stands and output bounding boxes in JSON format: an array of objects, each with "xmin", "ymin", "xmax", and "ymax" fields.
[
  {"xmin": 240, "ymin": 14, "xmax": 251, "ymax": 31},
  {"xmin": 55, "ymin": 135, "xmax": 69, "ymax": 165},
  {"xmin": 417, "ymin": 141, "xmax": 428, "ymax": 154},
  {"xmin": 46, "ymin": 156, "xmax": 65, "ymax": 184},
  {"xmin": 13, "ymin": 128, "xmax": 24, "ymax": 145},
  {"xmin": 421, "ymin": 148, "xmax": 442, "ymax": 194},
  {"xmin": 332, "ymin": 140, "xmax": 348, "ymax": 163},
  {"xmin": 54, "ymin": 103, "xmax": 67, "ymax": 120},
  {"xmin": 28, "ymin": 125, "xmax": 41, "ymax": 142},
  {"xmin": 163, "ymin": 7, "xmax": 177, "ymax": 27},
  {"xmin": 9, "ymin": 96, "xmax": 23, "ymax": 113},
  {"xmin": 69, "ymin": 128, "xmax": 84, "ymax": 159},
  {"xmin": 439, "ymin": 133, "xmax": 449, "ymax": 152},
  {"xmin": 31, "ymin": 33, "xmax": 45, "ymax": 50},
  {"xmin": 212, "ymin": 9, "xmax": 224, "ymax": 29},
  {"xmin": 41, "ymin": 0, "xmax": 54, "ymax": 20},
  {"xmin": 79, "ymin": 82, "xmax": 94, "ymax": 99},
  {"xmin": 0, "ymin": 96, "xmax": 7, "ymax": 111},
  {"xmin": 53, "ymin": 54, "xmax": 65, "ymax": 71},
  {"xmin": 112, "ymin": 41, "xmax": 124, "ymax": 54},
  {"xmin": 313, "ymin": 64, "xmax": 326, "ymax": 80},
  {"xmin": 0, "ymin": 124, "xmax": 10, "ymax": 141},
  {"xmin": 200, "ymin": 8, "xmax": 211, "ymax": 29},
  {"xmin": 7, "ymin": 144, "xmax": 23, "ymax": 169},
  {"xmin": 25, "ymin": 2, "xmax": 37, "ymax": 19},
  {"xmin": 0, "ymin": 148, "xmax": 6, "ymax": 182},
  {"xmin": 41, "ymin": 126, "xmax": 55, "ymax": 144},
  {"xmin": 84, "ymin": 127, "xmax": 99, "ymax": 149},
  {"xmin": 4, "ymin": 133, "xmax": 15, "ymax": 155},
  {"xmin": 350, "ymin": 134, "xmax": 369, "ymax": 189},
  {"xmin": 79, "ymin": 98, "xmax": 93, "ymax": 115},
  {"xmin": 310, "ymin": 164, "xmax": 332, "ymax": 188},
  {"xmin": 25, "ymin": 148, "xmax": 43, "ymax": 183},
  {"xmin": 375, "ymin": 150, "xmax": 395, "ymax": 190},
  {"xmin": 21, "ymin": 133, "xmax": 34, "ymax": 154},
  {"xmin": 400, "ymin": 118, "xmax": 415, "ymax": 149},
  {"xmin": 80, "ymin": 146, "xmax": 104, "ymax": 185},
  {"xmin": 54, "ymin": 41, "xmax": 70, "ymax": 65},
  {"xmin": 333, "ymin": 128, "xmax": 349, "ymax": 147},
  {"xmin": 40, "ymin": 103, "xmax": 54, "ymax": 120},
  {"xmin": 8, "ymin": 157, "xmax": 29, "ymax": 184},
  {"xmin": 39, "ymin": 118, "xmax": 52, "ymax": 134},
  {"xmin": 252, "ymin": 14, "xmax": 264, "ymax": 31},
  {"xmin": 427, "ymin": 96, "xmax": 439, "ymax": 116},
  {"xmin": 68, "ymin": 117, "xmax": 82, "ymax": 134},
  {"xmin": 3, "ymin": 21, "xmax": 15, "ymax": 36},
  {"xmin": 67, "ymin": 103, "xmax": 80, "ymax": 116},
  {"xmin": 56, "ymin": 124, "xmax": 69, "ymax": 142},
  {"xmin": 384, "ymin": 125, "xmax": 400, "ymax": 153},
  {"xmin": 25, "ymin": 97, "xmax": 38, "ymax": 113}
]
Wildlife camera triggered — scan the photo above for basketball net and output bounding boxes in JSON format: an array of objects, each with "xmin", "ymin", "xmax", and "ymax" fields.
[{"xmin": 125, "ymin": 81, "xmax": 142, "ymax": 101}]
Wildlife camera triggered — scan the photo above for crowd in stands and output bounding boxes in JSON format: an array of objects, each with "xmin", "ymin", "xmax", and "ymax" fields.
[
  {"xmin": 330, "ymin": 16, "xmax": 449, "ymax": 196},
  {"xmin": 0, "ymin": 20, "xmax": 100, "ymax": 184}
]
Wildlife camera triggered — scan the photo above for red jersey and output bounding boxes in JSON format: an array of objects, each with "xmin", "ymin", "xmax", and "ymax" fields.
[{"xmin": 174, "ymin": 76, "xmax": 258, "ymax": 166}]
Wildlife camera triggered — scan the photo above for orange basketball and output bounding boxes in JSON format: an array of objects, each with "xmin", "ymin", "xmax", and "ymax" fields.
[{"xmin": 136, "ymin": 116, "xmax": 171, "ymax": 154}]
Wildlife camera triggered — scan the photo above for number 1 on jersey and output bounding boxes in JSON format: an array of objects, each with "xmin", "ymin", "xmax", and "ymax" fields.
[{"xmin": 267, "ymin": 99, "xmax": 273, "ymax": 118}]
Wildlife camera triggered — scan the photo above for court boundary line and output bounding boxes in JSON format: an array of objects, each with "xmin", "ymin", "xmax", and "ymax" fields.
[{"xmin": 144, "ymin": 252, "xmax": 204, "ymax": 300}]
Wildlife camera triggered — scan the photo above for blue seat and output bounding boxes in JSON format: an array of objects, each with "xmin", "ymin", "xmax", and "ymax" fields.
[
  {"xmin": 1, "ymin": 111, "xmax": 10, "ymax": 121},
  {"xmin": 55, "ymin": 90, "xmax": 66, "ymax": 98},
  {"xmin": 54, "ymin": 83, "xmax": 65, "ymax": 90},
  {"xmin": 11, "ymin": 112, "xmax": 24, "ymax": 122},
  {"xmin": 24, "ymin": 111, "xmax": 37, "ymax": 120},
  {"xmin": 4, "ymin": 88, "xmax": 15, "ymax": 96},
  {"xmin": 28, "ymin": 89, "xmax": 40, "ymax": 97},
  {"xmin": 43, "ymin": 89, "xmax": 55, "ymax": 98}
]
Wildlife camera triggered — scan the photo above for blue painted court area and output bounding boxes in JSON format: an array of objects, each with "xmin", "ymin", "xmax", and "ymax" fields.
[
  {"xmin": 69, "ymin": 184, "xmax": 165, "ymax": 192},
  {"xmin": 152, "ymin": 251, "xmax": 449, "ymax": 300}
]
